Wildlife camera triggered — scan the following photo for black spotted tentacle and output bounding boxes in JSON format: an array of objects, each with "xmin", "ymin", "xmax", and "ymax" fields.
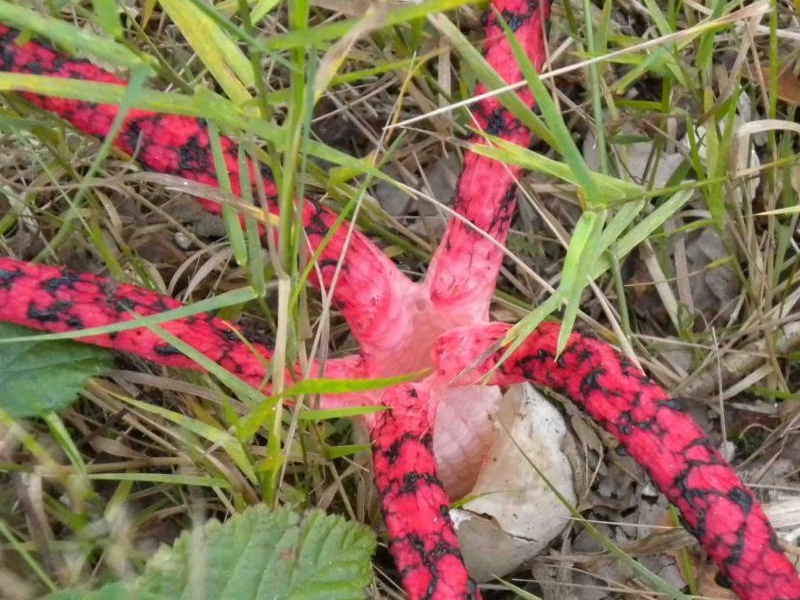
[
  {"xmin": 371, "ymin": 383, "xmax": 478, "ymax": 600},
  {"xmin": 0, "ymin": 24, "xmax": 413, "ymax": 351},
  {"xmin": 0, "ymin": 257, "xmax": 365, "ymax": 391},
  {"xmin": 432, "ymin": 322, "xmax": 800, "ymax": 600},
  {"xmin": 425, "ymin": 0, "xmax": 550, "ymax": 321}
]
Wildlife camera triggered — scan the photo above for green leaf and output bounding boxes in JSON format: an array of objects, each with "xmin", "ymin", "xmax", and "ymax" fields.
[
  {"xmin": 45, "ymin": 506, "xmax": 376, "ymax": 600},
  {"xmin": 44, "ymin": 583, "xmax": 128, "ymax": 600},
  {"xmin": 0, "ymin": 323, "xmax": 113, "ymax": 418}
]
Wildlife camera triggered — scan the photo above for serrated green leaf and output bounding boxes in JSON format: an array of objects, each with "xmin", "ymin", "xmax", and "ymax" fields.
[
  {"xmin": 138, "ymin": 507, "xmax": 375, "ymax": 600},
  {"xmin": 46, "ymin": 506, "xmax": 375, "ymax": 600},
  {"xmin": 44, "ymin": 582, "xmax": 129, "ymax": 600},
  {"xmin": 0, "ymin": 323, "xmax": 113, "ymax": 418}
]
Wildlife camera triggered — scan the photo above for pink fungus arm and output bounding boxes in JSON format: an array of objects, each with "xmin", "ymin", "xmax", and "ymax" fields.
[
  {"xmin": 426, "ymin": 0, "xmax": 550, "ymax": 321},
  {"xmin": 371, "ymin": 383, "xmax": 478, "ymax": 600},
  {"xmin": 432, "ymin": 321, "xmax": 800, "ymax": 600},
  {"xmin": 0, "ymin": 24, "xmax": 412, "ymax": 351},
  {"xmin": 0, "ymin": 258, "xmax": 363, "ymax": 392}
]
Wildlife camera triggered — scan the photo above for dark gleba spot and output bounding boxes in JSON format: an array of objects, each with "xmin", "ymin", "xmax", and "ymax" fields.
[
  {"xmin": 0, "ymin": 268, "xmax": 23, "ymax": 289},
  {"xmin": 154, "ymin": 343, "xmax": 182, "ymax": 357},
  {"xmin": 28, "ymin": 302, "xmax": 68, "ymax": 323},
  {"xmin": 177, "ymin": 135, "xmax": 212, "ymax": 173},
  {"xmin": 43, "ymin": 273, "xmax": 82, "ymax": 293}
]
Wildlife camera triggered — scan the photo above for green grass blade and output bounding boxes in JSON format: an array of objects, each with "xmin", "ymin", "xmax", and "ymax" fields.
[
  {"xmin": 0, "ymin": 1, "xmax": 153, "ymax": 72},
  {"xmin": 159, "ymin": 0, "xmax": 255, "ymax": 102},
  {"xmin": 0, "ymin": 288, "xmax": 259, "ymax": 344}
]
